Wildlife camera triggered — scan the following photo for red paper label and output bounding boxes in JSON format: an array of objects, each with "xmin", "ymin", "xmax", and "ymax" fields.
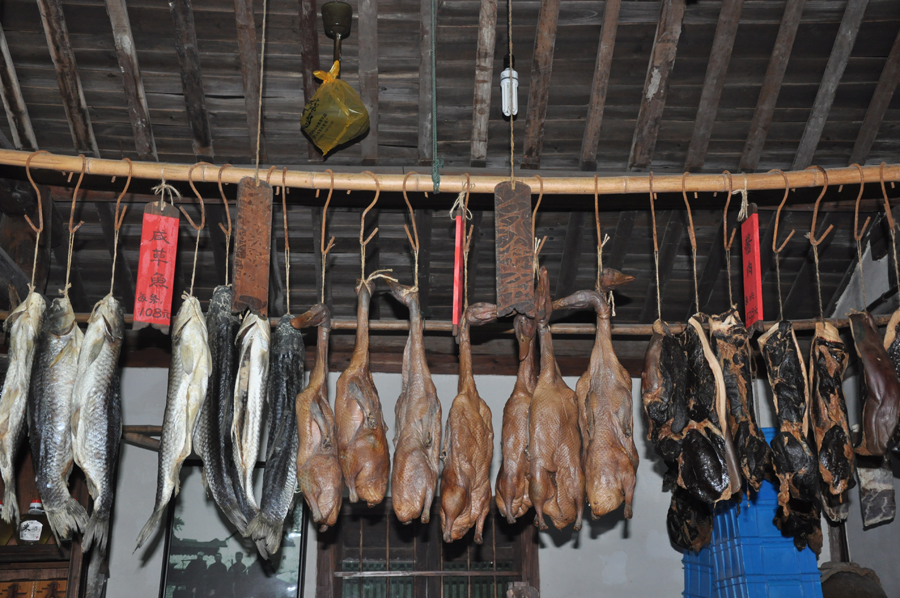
[
  {"xmin": 452, "ymin": 215, "xmax": 464, "ymax": 327},
  {"xmin": 133, "ymin": 212, "xmax": 179, "ymax": 326},
  {"xmin": 741, "ymin": 213, "xmax": 763, "ymax": 327}
]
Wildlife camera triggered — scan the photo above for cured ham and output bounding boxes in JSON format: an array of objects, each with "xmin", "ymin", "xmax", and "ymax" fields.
[
  {"xmin": 553, "ymin": 268, "xmax": 638, "ymax": 519},
  {"xmin": 851, "ymin": 311, "xmax": 900, "ymax": 457}
]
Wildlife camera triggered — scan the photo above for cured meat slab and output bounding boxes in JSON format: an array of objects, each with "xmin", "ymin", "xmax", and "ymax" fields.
[{"xmin": 851, "ymin": 311, "xmax": 900, "ymax": 457}]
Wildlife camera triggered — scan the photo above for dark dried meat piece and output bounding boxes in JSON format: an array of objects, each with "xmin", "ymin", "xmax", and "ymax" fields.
[
  {"xmin": 856, "ymin": 454, "xmax": 896, "ymax": 528},
  {"xmin": 774, "ymin": 498, "xmax": 823, "ymax": 554},
  {"xmin": 641, "ymin": 319, "xmax": 689, "ymax": 463},
  {"xmin": 666, "ymin": 486, "xmax": 713, "ymax": 554},
  {"xmin": 851, "ymin": 311, "xmax": 900, "ymax": 457}
]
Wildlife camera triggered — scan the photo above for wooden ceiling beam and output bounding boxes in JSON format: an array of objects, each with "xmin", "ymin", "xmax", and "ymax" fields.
[
  {"xmin": 299, "ymin": 0, "xmax": 322, "ymax": 162},
  {"xmin": 639, "ymin": 210, "xmax": 683, "ymax": 323},
  {"xmin": 792, "ymin": 0, "xmax": 869, "ymax": 171},
  {"xmin": 554, "ymin": 212, "xmax": 585, "ymax": 299},
  {"xmin": 94, "ymin": 201, "xmax": 136, "ymax": 308},
  {"xmin": 739, "ymin": 0, "xmax": 807, "ymax": 172},
  {"xmin": 233, "ymin": 0, "xmax": 266, "ymax": 163},
  {"xmin": 0, "ymin": 24, "xmax": 37, "ymax": 151},
  {"xmin": 358, "ymin": 0, "xmax": 379, "ymax": 165},
  {"xmin": 683, "ymin": 0, "xmax": 744, "ymax": 173},
  {"xmin": 850, "ymin": 23, "xmax": 900, "ymax": 166},
  {"xmin": 105, "ymin": 0, "xmax": 157, "ymax": 161},
  {"xmin": 170, "ymin": 0, "xmax": 214, "ymax": 162},
  {"xmin": 628, "ymin": 0, "xmax": 687, "ymax": 171},
  {"xmin": 418, "ymin": 0, "xmax": 434, "ymax": 166},
  {"xmin": 36, "ymin": 0, "xmax": 100, "ymax": 157},
  {"xmin": 522, "ymin": 0, "xmax": 563, "ymax": 170},
  {"xmin": 580, "ymin": 0, "xmax": 621, "ymax": 172},
  {"xmin": 469, "ymin": 0, "xmax": 497, "ymax": 167}
]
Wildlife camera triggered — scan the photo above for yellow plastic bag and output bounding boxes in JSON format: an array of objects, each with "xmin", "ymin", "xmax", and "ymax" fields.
[{"xmin": 301, "ymin": 61, "xmax": 370, "ymax": 155}]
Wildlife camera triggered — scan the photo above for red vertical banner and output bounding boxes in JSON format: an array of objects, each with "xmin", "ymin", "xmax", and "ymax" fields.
[
  {"xmin": 133, "ymin": 203, "xmax": 180, "ymax": 331},
  {"xmin": 452, "ymin": 213, "xmax": 464, "ymax": 328},
  {"xmin": 741, "ymin": 213, "xmax": 763, "ymax": 327}
]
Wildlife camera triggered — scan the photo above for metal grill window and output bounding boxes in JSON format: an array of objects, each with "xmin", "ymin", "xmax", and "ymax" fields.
[{"xmin": 316, "ymin": 499, "xmax": 538, "ymax": 598}]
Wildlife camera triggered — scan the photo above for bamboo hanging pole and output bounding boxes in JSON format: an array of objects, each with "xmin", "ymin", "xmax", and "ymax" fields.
[{"xmin": 3, "ymin": 148, "xmax": 900, "ymax": 195}]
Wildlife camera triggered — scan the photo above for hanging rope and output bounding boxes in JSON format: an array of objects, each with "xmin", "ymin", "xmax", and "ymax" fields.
[
  {"xmin": 24, "ymin": 151, "xmax": 49, "ymax": 292},
  {"xmin": 254, "ymin": 0, "xmax": 269, "ymax": 184},
  {"xmin": 318, "ymin": 169, "xmax": 335, "ymax": 304},
  {"xmin": 152, "ymin": 176, "xmax": 181, "ymax": 207},
  {"xmin": 109, "ymin": 158, "xmax": 132, "ymax": 296},
  {"xmin": 880, "ymin": 163, "xmax": 900, "ymax": 305},
  {"xmin": 850, "ymin": 164, "xmax": 871, "ymax": 309},
  {"xmin": 507, "ymin": 0, "xmax": 514, "ymax": 188},
  {"xmin": 770, "ymin": 170, "xmax": 794, "ymax": 321},
  {"xmin": 734, "ymin": 173, "xmax": 749, "ymax": 221},
  {"xmin": 721, "ymin": 171, "xmax": 738, "ymax": 308},
  {"xmin": 649, "ymin": 172, "xmax": 661, "ymax": 321},
  {"xmin": 280, "ymin": 167, "xmax": 291, "ymax": 313},
  {"xmin": 183, "ymin": 163, "xmax": 207, "ymax": 297},
  {"xmin": 217, "ymin": 164, "xmax": 234, "ymax": 285},
  {"xmin": 430, "ymin": 0, "xmax": 442, "ymax": 193},
  {"xmin": 681, "ymin": 172, "xmax": 700, "ymax": 315},
  {"xmin": 532, "ymin": 175, "xmax": 547, "ymax": 276},
  {"xmin": 63, "ymin": 155, "xmax": 87, "ymax": 300},
  {"xmin": 807, "ymin": 165, "xmax": 833, "ymax": 320},
  {"xmin": 402, "ymin": 172, "xmax": 422, "ymax": 290}
]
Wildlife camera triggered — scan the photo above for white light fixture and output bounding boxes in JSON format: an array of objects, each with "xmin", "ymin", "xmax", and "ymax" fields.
[{"xmin": 500, "ymin": 54, "xmax": 518, "ymax": 117}]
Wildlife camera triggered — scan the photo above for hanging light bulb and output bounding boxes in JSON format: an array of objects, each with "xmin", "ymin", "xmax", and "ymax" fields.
[{"xmin": 501, "ymin": 53, "xmax": 518, "ymax": 117}]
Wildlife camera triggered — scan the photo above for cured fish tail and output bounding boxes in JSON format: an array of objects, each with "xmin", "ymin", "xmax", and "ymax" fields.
[
  {"xmin": 83, "ymin": 511, "xmax": 111, "ymax": 555},
  {"xmin": 2, "ymin": 482, "xmax": 18, "ymax": 524},
  {"xmin": 85, "ymin": 545, "xmax": 108, "ymax": 598},
  {"xmin": 246, "ymin": 512, "xmax": 284, "ymax": 560},
  {"xmin": 134, "ymin": 507, "xmax": 166, "ymax": 551},
  {"xmin": 45, "ymin": 498, "xmax": 89, "ymax": 541}
]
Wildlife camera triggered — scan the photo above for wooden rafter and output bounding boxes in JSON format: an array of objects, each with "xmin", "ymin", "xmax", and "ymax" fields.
[
  {"xmin": 683, "ymin": 0, "xmax": 744, "ymax": 172},
  {"xmin": 639, "ymin": 210, "xmax": 683, "ymax": 323},
  {"xmin": 233, "ymin": 0, "xmax": 267, "ymax": 163},
  {"xmin": 418, "ymin": 0, "xmax": 434, "ymax": 165},
  {"xmin": 469, "ymin": 0, "xmax": 498, "ymax": 167},
  {"xmin": 554, "ymin": 212, "xmax": 584, "ymax": 299},
  {"xmin": 850, "ymin": 23, "xmax": 900, "ymax": 165},
  {"xmin": 792, "ymin": 0, "xmax": 869, "ymax": 171},
  {"xmin": 522, "ymin": 0, "xmax": 563, "ymax": 170},
  {"xmin": 299, "ymin": 0, "xmax": 322, "ymax": 161},
  {"xmin": 628, "ymin": 0, "xmax": 687, "ymax": 171},
  {"xmin": 0, "ymin": 24, "xmax": 37, "ymax": 151},
  {"xmin": 170, "ymin": 0, "xmax": 214, "ymax": 162},
  {"xmin": 105, "ymin": 0, "xmax": 156, "ymax": 161},
  {"xmin": 94, "ymin": 201, "xmax": 136, "ymax": 308},
  {"xmin": 359, "ymin": 0, "xmax": 379, "ymax": 165},
  {"xmin": 739, "ymin": 0, "xmax": 807, "ymax": 172},
  {"xmin": 579, "ymin": 0, "xmax": 621, "ymax": 172},
  {"xmin": 36, "ymin": 0, "xmax": 99, "ymax": 157}
]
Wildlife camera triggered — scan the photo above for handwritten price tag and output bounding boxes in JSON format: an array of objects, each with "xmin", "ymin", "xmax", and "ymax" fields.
[
  {"xmin": 134, "ymin": 204, "xmax": 179, "ymax": 331},
  {"xmin": 741, "ymin": 213, "xmax": 763, "ymax": 327}
]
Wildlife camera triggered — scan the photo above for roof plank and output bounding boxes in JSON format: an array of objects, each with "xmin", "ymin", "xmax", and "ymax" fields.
[
  {"xmin": 579, "ymin": 0, "xmax": 621, "ymax": 172},
  {"xmin": 522, "ymin": 0, "xmax": 563, "ymax": 170},
  {"xmin": 170, "ymin": 0, "xmax": 214, "ymax": 161},
  {"xmin": 469, "ymin": 0, "xmax": 497, "ymax": 167},
  {"xmin": 628, "ymin": 0, "xmax": 686, "ymax": 171},
  {"xmin": 850, "ymin": 23, "xmax": 900, "ymax": 165},
  {"xmin": 792, "ymin": 0, "xmax": 869, "ymax": 171}
]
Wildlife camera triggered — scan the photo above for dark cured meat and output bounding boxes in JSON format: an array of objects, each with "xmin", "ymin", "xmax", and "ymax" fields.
[
  {"xmin": 884, "ymin": 308, "xmax": 900, "ymax": 383},
  {"xmin": 679, "ymin": 317, "xmax": 739, "ymax": 503},
  {"xmin": 641, "ymin": 320, "xmax": 689, "ymax": 466},
  {"xmin": 851, "ymin": 311, "xmax": 900, "ymax": 457},
  {"xmin": 666, "ymin": 487, "xmax": 713, "ymax": 553},
  {"xmin": 708, "ymin": 309, "xmax": 770, "ymax": 492},
  {"xmin": 758, "ymin": 321, "xmax": 817, "ymax": 507},
  {"xmin": 774, "ymin": 499, "xmax": 823, "ymax": 554},
  {"xmin": 809, "ymin": 321, "xmax": 854, "ymax": 498}
]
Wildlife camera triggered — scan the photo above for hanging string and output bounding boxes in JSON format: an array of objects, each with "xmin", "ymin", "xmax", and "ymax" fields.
[
  {"xmin": 734, "ymin": 173, "xmax": 749, "ymax": 221},
  {"xmin": 318, "ymin": 169, "xmax": 335, "ymax": 304},
  {"xmin": 507, "ymin": 0, "xmax": 514, "ymax": 188},
  {"xmin": 183, "ymin": 163, "xmax": 208, "ymax": 297},
  {"xmin": 280, "ymin": 168, "xmax": 291, "ymax": 313},
  {"xmin": 109, "ymin": 158, "xmax": 132, "ymax": 296},
  {"xmin": 806, "ymin": 165, "xmax": 833, "ymax": 320},
  {"xmin": 649, "ymin": 172, "xmax": 661, "ymax": 321},
  {"xmin": 880, "ymin": 163, "xmax": 900, "ymax": 304},
  {"xmin": 217, "ymin": 164, "xmax": 234, "ymax": 285},
  {"xmin": 594, "ymin": 175, "xmax": 614, "ymax": 314},
  {"xmin": 681, "ymin": 172, "xmax": 700, "ymax": 314},
  {"xmin": 24, "ymin": 151, "xmax": 49, "ymax": 292},
  {"xmin": 430, "ymin": 0, "xmax": 442, "ymax": 193},
  {"xmin": 63, "ymin": 155, "xmax": 87, "ymax": 300},
  {"xmin": 152, "ymin": 176, "xmax": 181, "ymax": 207},
  {"xmin": 254, "ymin": 0, "xmax": 269, "ymax": 184},
  {"xmin": 448, "ymin": 174, "xmax": 471, "ymax": 221},
  {"xmin": 851, "ymin": 164, "xmax": 871, "ymax": 309},
  {"xmin": 770, "ymin": 170, "xmax": 794, "ymax": 321},
  {"xmin": 532, "ymin": 175, "xmax": 547, "ymax": 276},
  {"xmin": 402, "ymin": 172, "xmax": 423, "ymax": 290},
  {"xmin": 721, "ymin": 171, "xmax": 738, "ymax": 307}
]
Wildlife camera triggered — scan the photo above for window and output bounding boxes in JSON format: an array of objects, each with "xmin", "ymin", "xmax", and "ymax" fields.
[{"xmin": 315, "ymin": 499, "xmax": 539, "ymax": 598}]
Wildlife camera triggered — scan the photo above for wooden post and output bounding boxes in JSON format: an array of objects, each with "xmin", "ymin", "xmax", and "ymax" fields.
[
  {"xmin": 417, "ymin": 0, "xmax": 434, "ymax": 165},
  {"xmin": 232, "ymin": 178, "xmax": 273, "ymax": 314},
  {"xmin": 494, "ymin": 181, "xmax": 534, "ymax": 317}
]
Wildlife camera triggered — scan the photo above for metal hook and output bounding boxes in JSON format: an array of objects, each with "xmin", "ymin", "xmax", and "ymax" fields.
[
  {"xmin": 851, "ymin": 164, "xmax": 871, "ymax": 243},
  {"xmin": 360, "ymin": 171, "xmax": 380, "ymax": 248},
  {"xmin": 649, "ymin": 172, "xmax": 658, "ymax": 254},
  {"xmin": 770, "ymin": 170, "xmax": 795, "ymax": 254},
  {"xmin": 402, "ymin": 172, "xmax": 420, "ymax": 253},
  {"xmin": 114, "ymin": 158, "xmax": 133, "ymax": 230},
  {"xmin": 880, "ymin": 162, "xmax": 896, "ymax": 232},
  {"xmin": 807, "ymin": 165, "xmax": 833, "ymax": 246},
  {"xmin": 721, "ymin": 171, "xmax": 737, "ymax": 251},
  {"xmin": 322, "ymin": 169, "xmax": 335, "ymax": 258},
  {"xmin": 680, "ymin": 172, "xmax": 697, "ymax": 252},
  {"xmin": 68, "ymin": 155, "xmax": 86, "ymax": 234},
  {"xmin": 217, "ymin": 164, "xmax": 233, "ymax": 238},
  {"xmin": 183, "ymin": 162, "xmax": 208, "ymax": 232},
  {"xmin": 23, "ymin": 150, "xmax": 49, "ymax": 235}
]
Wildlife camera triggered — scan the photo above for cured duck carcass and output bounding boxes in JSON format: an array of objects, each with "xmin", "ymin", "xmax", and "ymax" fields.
[
  {"xmin": 334, "ymin": 279, "xmax": 390, "ymax": 506},
  {"xmin": 708, "ymin": 309, "xmax": 770, "ymax": 491},
  {"xmin": 528, "ymin": 267, "xmax": 584, "ymax": 531},
  {"xmin": 851, "ymin": 311, "xmax": 900, "ymax": 457},
  {"xmin": 553, "ymin": 268, "xmax": 638, "ymax": 520},
  {"xmin": 388, "ymin": 279, "xmax": 442, "ymax": 524},
  {"xmin": 440, "ymin": 303, "xmax": 496, "ymax": 543},
  {"xmin": 293, "ymin": 303, "xmax": 343, "ymax": 531},
  {"xmin": 495, "ymin": 314, "xmax": 536, "ymax": 523}
]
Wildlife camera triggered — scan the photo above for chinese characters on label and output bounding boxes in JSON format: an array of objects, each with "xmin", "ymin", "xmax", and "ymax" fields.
[
  {"xmin": 741, "ymin": 213, "xmax": 763, "ymax": 327},
  {"xmin": 134, "ymin": 212, "xmax": 179, "ymax": 327}
]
